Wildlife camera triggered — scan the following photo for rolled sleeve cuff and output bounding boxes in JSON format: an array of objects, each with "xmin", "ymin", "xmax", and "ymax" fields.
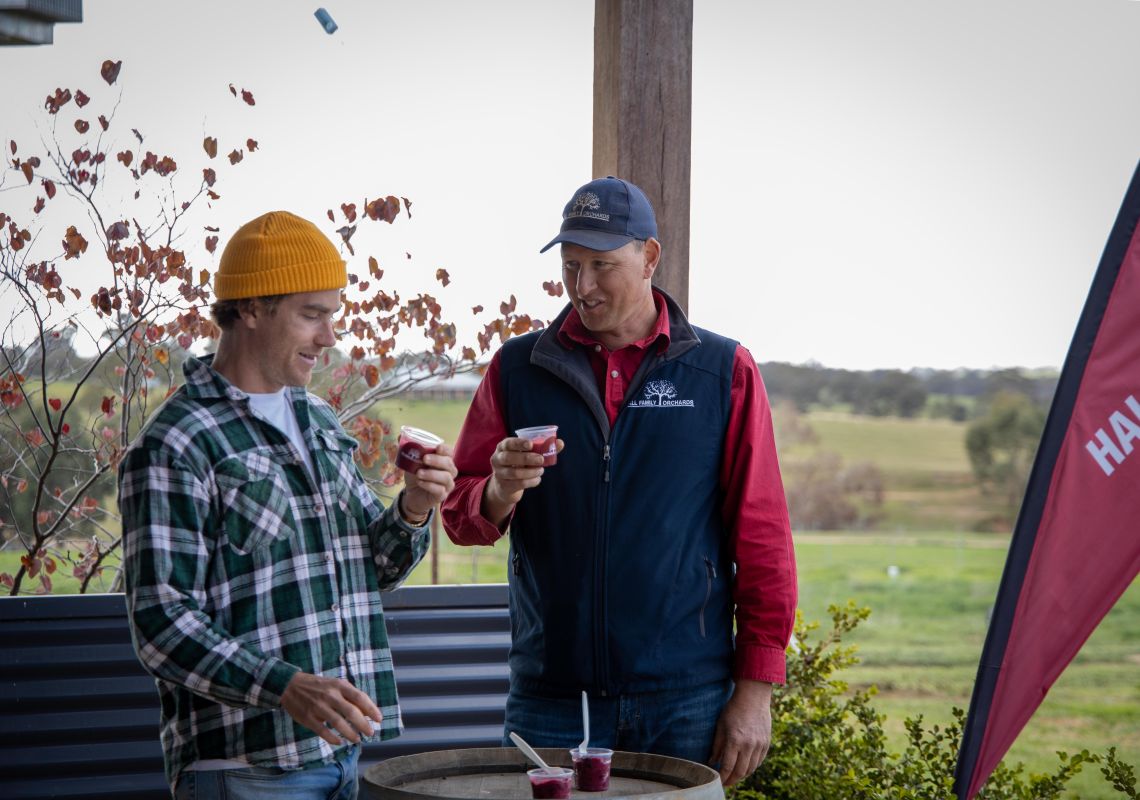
[
  {"xmin": 466, "ymin": 475, "xmax": 510, "ymax": 545},
  {"xmin": 733, "ymin": 644, "xmax": 788, "ymax": 685},
  {"xmin": 255, "ymin": 658, "xmax": 303, "ymax": 708},
  {"xmin": 390, "ymin": 501, "xmax": 433, "ymax": 538}
]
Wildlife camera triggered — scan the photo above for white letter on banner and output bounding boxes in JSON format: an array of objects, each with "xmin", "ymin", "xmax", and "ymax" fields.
[
  {"xmin": 1110, "ymin": 410, "xmax": 1140, "ymax": 455},
  {"xmin": 1126, "ymin": 395, "xmax": 1140, "ymax": 420},
  {"xmin": 1086, "ymin": 429, "xmax": 1125, "ymax": 476}
]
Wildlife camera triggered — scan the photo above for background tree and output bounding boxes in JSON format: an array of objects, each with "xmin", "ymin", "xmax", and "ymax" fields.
[
  {"xmin": 0, "ymin": 61, "xmax": 548, "ymax": 595},
  {"xmin": 965, "ymin": 390, "xmax": 1047, "ymax": 518}
]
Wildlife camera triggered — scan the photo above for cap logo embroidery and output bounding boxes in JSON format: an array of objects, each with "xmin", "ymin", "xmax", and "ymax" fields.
[
  {"xmin": 567, "ymin": 191, "xmax": 610, "ymax": 222},
  {"xmin": 629, "ymin": 379, "xmax": 695, "ymax": 408}
]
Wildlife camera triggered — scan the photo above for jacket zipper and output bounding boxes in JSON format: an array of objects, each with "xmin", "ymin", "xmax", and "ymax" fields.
[
  {"xmin": 700, "ymin": 557, "xmax": 717, "ymax": 638},
  {"xmin": 595, "ymin": 438, "xmax": 612, "ymax": 693}
]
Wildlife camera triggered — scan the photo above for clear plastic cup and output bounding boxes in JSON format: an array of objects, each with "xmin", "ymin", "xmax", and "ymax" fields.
[
  {"xmin": 515, "ymin": 425, "xmax": 559, "ymax": 466},
  {"xmin": 571, "ymin": 747, "xmax": 614, "ymax": 791},
  {"xmin": 395, "ymin": 426, "xmax": 443, "ymax": 474},
  {"xmin": 527, "ymin": 767, "xmax": 573, "ymax": 799}
]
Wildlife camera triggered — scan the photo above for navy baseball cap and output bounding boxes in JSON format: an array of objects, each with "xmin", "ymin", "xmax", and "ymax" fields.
[{"xmin": 539, "ymin": 176, "xmax": 658, "ymax": 253}]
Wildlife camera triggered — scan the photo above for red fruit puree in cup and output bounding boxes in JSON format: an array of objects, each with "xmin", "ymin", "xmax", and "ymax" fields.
[
  {"xmin": 529, "ymin": 776, "xmax": 571, "ymax": 799},
  {"xmin": 395, "ymin": 426, "xmax": 442, "ymax": 474},
  {"xmin": 532, "ymin": 436, "xmax": 557, "ymax": 466},
  {"xmin": 573, "ymin": 751, "xmax": 612, "ymax": 791}
]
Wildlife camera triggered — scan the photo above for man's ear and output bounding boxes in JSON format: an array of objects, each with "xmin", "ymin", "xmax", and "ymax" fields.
[
  {"xmin": 235, "ymin": 298, "xmax": 261, "ymax": 330},
  {"xmin": 642, "ymin": 238, "xmax": 662, "ymax": 279}
]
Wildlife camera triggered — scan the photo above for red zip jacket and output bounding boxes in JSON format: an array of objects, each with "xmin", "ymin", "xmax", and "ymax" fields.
[{"xmin": 441, "ymin": 292, "xmax": 797, "ymax": 683}]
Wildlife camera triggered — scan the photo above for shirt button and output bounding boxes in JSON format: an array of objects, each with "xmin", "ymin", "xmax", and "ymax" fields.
[
  {"xmin": 325, "ymin": 553, "xmax": 333, "ymax": 563},
  {"xmin": 331, "ymin": 603, "xmax": 339, "ymax": 613},
  {"xmin": 314, "ymin": 502, "xmax": 324, "ymax": 514},
  {"xmin": 610, "ymin": 370, "xmax": 619, "ymax": 378},
  {"xmin": 594, "ymin": 344, "xmax": 601, "ymax": 352}
]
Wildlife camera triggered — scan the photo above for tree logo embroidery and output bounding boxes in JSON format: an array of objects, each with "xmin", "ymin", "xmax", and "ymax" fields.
[
  {"xmin": 567, "ymin": 192, "xmax": 610, "ymax": 222},
  {"xmin": 630, "ymin": 379, "xmax": 695, "ymax": 408}
]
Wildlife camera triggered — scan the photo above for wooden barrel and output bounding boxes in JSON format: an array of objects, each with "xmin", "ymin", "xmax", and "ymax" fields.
[{"xmin": 362, "ymin": 747, "xmax": 725, "ymax": 800}]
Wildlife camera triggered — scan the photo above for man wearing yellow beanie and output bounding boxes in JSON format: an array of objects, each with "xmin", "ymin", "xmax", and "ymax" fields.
[{"xmin": 120, "ymin": 211, "xmax": 457, "ymax": 799}]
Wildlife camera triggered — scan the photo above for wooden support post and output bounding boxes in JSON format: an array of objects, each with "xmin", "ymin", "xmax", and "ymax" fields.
[{"xmin": 593, "ymin": 0, "xmax": 693, "ymax": 313}]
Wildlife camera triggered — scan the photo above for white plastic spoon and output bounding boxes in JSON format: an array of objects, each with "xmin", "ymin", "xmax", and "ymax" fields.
[
  {"xmin": 578, "ymin": 690, "xmax": 590, "ymax": 755},
  {"xmin": 509, "ymin": 731, "xmax": 557, "ymax": 774}
]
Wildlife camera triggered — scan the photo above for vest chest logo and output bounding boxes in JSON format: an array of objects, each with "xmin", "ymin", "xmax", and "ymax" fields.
[{"xmin": 628, "ymin": 379, "xmax": 695, "ymax": 409}]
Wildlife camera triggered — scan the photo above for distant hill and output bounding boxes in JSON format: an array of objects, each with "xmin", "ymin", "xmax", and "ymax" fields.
[{"xmin": 757, "ymin": 362, "xmax": 1058, "ymax": 419}]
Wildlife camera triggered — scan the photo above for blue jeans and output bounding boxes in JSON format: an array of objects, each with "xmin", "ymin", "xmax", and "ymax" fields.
[
  {"xmin": 173, "ymin": 747, "xmax": 360, "ymax": 800},
  {"xmin": 502, "ymin": 680, "xmax": 732, "ymax": 767}
]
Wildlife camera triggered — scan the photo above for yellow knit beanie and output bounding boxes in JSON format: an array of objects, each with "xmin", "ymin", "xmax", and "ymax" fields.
[{"xmin": 214, "ymin": 211, "xmax": 347, "ymax": 300}]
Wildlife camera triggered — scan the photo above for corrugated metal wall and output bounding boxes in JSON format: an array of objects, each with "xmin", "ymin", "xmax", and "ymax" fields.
[{"xmin": 0, "ymin": 584, "xmax": 510, "ymax": 799}]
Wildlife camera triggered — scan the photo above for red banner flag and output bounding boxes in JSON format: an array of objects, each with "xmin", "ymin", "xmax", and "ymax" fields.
[{"xmin": 955, "ymin": 162, "xmax": 1140, "ymax": 798}]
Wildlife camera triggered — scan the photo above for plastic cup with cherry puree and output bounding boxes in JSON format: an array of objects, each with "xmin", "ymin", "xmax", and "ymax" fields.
[
  {"xmin": 515, "ymin": 425, "xmax": 559, "ymax": 466},
  {"xmin": 395, "ymin": 426, "xmax": 443, "ymax": 473},
  {"xmin": 527, "ymin": 767, "xmax": 573, "ymax": 799},
  {"xmin": 571, "ymin": 747, "xmax": 613, "ymax": 791}
]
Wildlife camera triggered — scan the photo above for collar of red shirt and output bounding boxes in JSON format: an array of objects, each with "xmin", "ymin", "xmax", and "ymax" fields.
[{"xmin": 556, "ymin": 289, "xmax": 671, "ymax": 354}]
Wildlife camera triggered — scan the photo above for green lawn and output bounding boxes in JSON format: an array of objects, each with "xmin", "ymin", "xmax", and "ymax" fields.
[{"xmin": 794, "ymin": 532, "xmax": 1140, "ymax": 800}]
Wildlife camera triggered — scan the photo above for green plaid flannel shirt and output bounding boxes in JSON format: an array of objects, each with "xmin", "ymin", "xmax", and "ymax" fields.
[{"xmin": 120, "ymin": 355, "xmax": 429, "ymax": 783}]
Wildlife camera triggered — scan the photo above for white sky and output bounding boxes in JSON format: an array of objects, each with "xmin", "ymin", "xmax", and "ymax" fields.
[{"xmin": 3, "ymin": 0, "xmax": 1139, "ymax": 371}]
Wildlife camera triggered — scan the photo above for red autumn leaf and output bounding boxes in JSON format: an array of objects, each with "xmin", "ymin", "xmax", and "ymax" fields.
[
  {"xmin": 33, "ymin": 197, "xmax": 45, "ymax": 214},
  {"xmin": 203, "ymin": 136, "xmax": 217, "ymax": 158},
  {"xmin": 117, "ymin": 150, "xmax": 133, "ymax": 167},
  {"xmin": 8, "ymin": 140, "xmax": 14, "ymax": 155},
  {"xmin": 207, "ymin": 189, "xmax": 220, "ymax": 200},
  {"xmin": 362, "ymin": 364, "xmax": 380, "ymax": 388},
  {"xmin": 500, "ymin": 295, "xmax": 517, "ymax": 315},
  {"xmin": 101, "ymin": 59, "xmax": 122, "ymax": 85},
  {"xmin": 93, "ymin": 288, "xmax": 112, "ymax": 315},
  {"xmin": 205, "ymin": 236, "xmax": 218, "ymax": 254},
  {"xmin": 45, "ymin": 87, "xmax": 72, "ymax": 114},
  {"xmin": 227, "ymin": 149, "xmax": 243, "ymax": 165},
  {"xmin": 61, "ymin": 423, "xmax": 70, "ymax": 434},
  {"xmin": 82, "ymin": 496, "xmax": 97, "ymax": 511},
  {"xmin": 49, "ymin": 398, "xmax": 61, "ymax": 411},
  {"xmin": 72, "ymin": 148, "xmax": 90, "ymax": 165},
  {"xmin": 368, "ymin": 257, "xmax": 383, "ymax": 279},
  {"xmin": 16, "ymin": 478, "xmax": 28, "ymax": 494},
  {"xmin": 241, "ymin": 89, "xmax": 255, "ymax": 106},
  {"xmin": 543, "ymin": 280, "xmax": 565, "ymax": 297},
  {"xmin": 106, "ymin": 220, "xmax": 130, "ymax": 240},
  {"xmin": 364, "ymin": 195, "xmax": 400, "ymax": 223},
  {"xmin": 101, "ymin": 395, "xmax": 114, "ymax": 416},
  {"xmin": 435, "ymin": 268, "xmax": 451, "ymax": 287},
  {"xmin": 20, "ymin": 161, "xmax": 33, "ymax": 183},
  {"xmin": 472, "ymin": 305, "xmax": 484, "ymax": 314},
  {"xmin": 75, "ymin": 90, "xmax": 91, "ymax": 108},
  {"xmin": 131, "ymin": 128, "xmax": 143, "ymax": 144},
  {"xmin": 327, "ymin": 209, "xmax": 335, "ymax": 222},
  {"xmin": 74, "ymin": 119, "xmax": 90, "ymax": 134},
  {"xmin": 62, "ymin": 226, "xmax": 88, "ymax": 259},
  {"xmin": 199, "ymin": 269, "xmax": 210, "ymax": 285},
  {"xmin": 462, "ymin": 346, "xmax": 477, "ymax": 361},
  {"xmin": 228, "ymin": 83, "xmax": 237, "ymax": 96},
  {"xmin": 69, "ymin": 287, "xmax": 81, "ymax": 300},
  {"xmin": 341, "ymin": 203, "xmax": 357, "ymax": 223},
  {"xmin": 42, "ymin": 178, "xmax": 56, "ymax": 198},
  {"xmin": 202, "ymin": 167, "xmax": 216, "ymax": 187},
  {"xmin": 98, "ymin": 114, "xmax": 109, "ymax": 131},
  {"xmin": 246, "ymin": 138, "xmax": 258, "ymax": 151}
]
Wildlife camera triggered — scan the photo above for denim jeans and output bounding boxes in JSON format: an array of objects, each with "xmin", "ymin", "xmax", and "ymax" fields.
[
  {"xmin": 502, "ymin": 680, "xmax": 732, "ymax": 767},
  {"xmin": 173, "ymin": 746, "xmax": 360, "ymax": 800}
]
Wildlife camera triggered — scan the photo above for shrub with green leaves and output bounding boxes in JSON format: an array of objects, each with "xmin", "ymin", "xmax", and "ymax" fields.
[{"xmin": 729, "ymin": 602, "xmax": 1137, "ymax": 800}]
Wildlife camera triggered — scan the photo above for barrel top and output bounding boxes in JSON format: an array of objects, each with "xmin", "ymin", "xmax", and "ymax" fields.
[{"xmin": 363, "ymin": 748, "xmax": 724, "ymax": 800}]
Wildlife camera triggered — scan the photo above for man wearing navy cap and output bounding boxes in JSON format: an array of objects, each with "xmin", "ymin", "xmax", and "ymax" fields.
[{"xmin": 442, "ymin": 177, "xmax": 796, "ymax": 786}]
